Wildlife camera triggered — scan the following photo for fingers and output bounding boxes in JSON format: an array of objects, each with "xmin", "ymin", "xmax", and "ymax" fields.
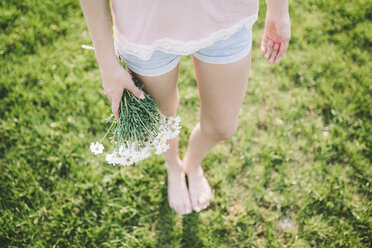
[
  {"xmin": 269, "ymin": 43, "xmax": 280, "ymax": 63},
  {"xmin": 265, "ymin": 40, "xmax": 274, "ymax": 60},
  {"xmin": 262, "ymin": 30, "xmax": 290, "ymax": 64},
  {"xmin": 261, "ymin": 35, "xmax": 268, "ymax": 54},
  {"xmin": 110, "ymin": 86, "xmax": 144, "ymax": 120},
  {"xmin": 274, "ymin": 41, "xmax": 289, "ymax": 64},
  {"xmin": 111, "ymin": 99, "xmax": 120, "ymax": 120},
  {"xmin": 128, "ymin": 83, "xmax": 145, "ymax": 100},
  {"xmin": 107, "ymin": 84, "xmax": 145, "ymax": 120},
  {"xmin": 262, "ymin": 38, "xmax": 289, "ymax": 64}
]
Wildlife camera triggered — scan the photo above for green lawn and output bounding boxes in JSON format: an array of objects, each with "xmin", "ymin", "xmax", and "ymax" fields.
[{"xmin": 1, "ymin": 0, "xmax": 371, "ymax": 247}]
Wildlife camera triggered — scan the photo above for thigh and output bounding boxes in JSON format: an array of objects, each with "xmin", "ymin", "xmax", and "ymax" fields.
[
  {"xmin": 130, "ymin": 64, "xmax": 180, "ymax": 117},
  {"xmin": 193, "ymin": 25, "xmax": 252, "ymax": 130},
  {"xmin": 115, "ymin": 43, "xmax": 181, "ymax": 116},
  {"xmin": 192, "ymin": 51, "xmax": 251, "ymax": 129},
  {"xmin": 192, "ymin": 26, "xmax": 253, "ymax": 128}
]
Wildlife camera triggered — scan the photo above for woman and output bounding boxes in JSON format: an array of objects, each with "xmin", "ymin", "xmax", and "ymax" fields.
[{"xmin": 80, "ymin": 0, "xmax": 290, "ymax": 215}]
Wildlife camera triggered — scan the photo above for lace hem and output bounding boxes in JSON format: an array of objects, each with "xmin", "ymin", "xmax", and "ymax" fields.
[{"xmin": 113, "ymin": 14, "xmax": 258, "ymax": 60}]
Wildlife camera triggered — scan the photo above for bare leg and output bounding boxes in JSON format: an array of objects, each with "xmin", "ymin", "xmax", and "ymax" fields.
[
  {"xmin": 183, "ymin": 51, "xmax": 252, "ymax": 212},
  {"xmin": 131, "ymin": 64, "xmax": 192, "ymax": 215}
]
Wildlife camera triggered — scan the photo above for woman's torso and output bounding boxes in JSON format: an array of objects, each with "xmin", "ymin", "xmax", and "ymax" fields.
[{"xmin": 111, "ymin": 0, "xmax": 259, "ymax": 60}]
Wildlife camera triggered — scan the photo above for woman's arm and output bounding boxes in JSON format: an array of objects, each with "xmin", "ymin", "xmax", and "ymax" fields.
[
  {"xmin": 261, "ymin": 0, "xmax": 291, "ymax": 64},
  {"xmin": 79, "ymin": 0, "xmax": 144, "ymax": 119}
]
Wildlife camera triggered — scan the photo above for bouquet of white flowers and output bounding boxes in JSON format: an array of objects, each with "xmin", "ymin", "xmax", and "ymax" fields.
[{"xmin": 90, "ymin": 57, "xmax": 181, "ymax": 166}]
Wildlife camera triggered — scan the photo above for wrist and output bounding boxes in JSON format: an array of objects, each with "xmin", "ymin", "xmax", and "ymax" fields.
[
  {"xmin": 96, "ymin": 50, "xmax": 119, "ymax": 67},
  {"xmin": 266, "ymin": 9, "xmax": 290, "ymax": 24},
  {"xmin": 99, "ymin": 58, "xmax": 122, "ymax": 78},
  {"xmin": 265, "ymin": 0, "xmax": 289, "ymax": 18}
]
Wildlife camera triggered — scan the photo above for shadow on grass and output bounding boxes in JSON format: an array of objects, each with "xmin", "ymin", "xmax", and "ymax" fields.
[
  {"xmin": 155, "ymin": 175, "xmax": 204, "ymax": 248},
  {"xmin": 181, "ymin": 212, "xmax": 204, "ymax": 248},
  {"xmin": 155, "ymin": 175, "xmax": 177, "ymax": 248}
]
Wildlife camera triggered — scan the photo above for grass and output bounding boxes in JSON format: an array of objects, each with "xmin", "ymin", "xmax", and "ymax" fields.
[{"xmin": 0, "ymin": 0, "xmax": 371, "ymax": 247}]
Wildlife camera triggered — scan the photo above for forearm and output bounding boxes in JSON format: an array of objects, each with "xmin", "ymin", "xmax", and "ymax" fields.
[
  {"xmin": 79, "ymin": 0, "xmax": 117, "ymax": 70},
  {"xmin": 265, "ymin": 0, "xmax": 289, "ymax": 17}
]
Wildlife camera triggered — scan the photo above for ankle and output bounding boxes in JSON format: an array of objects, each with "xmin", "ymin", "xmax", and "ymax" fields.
[
  {"xmin": 182, "ymin": 154, "xmax": 198, "ymax": 165},
  {"xmin": 182, "ymin": 158, "xmax": 203, "ymax": 175},
  {"xmin": 165, "ymin": 159, "xmax": 183, "ymax": 172},
  {"xmin": 187, "ymin": 164, "xmax": 204, "ymax": 176},
  {"xmin": 163, "ymin": 155, "xmax": 181, "ymax": 165}
]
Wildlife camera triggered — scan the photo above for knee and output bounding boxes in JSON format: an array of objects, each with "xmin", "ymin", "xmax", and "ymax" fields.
[
  {"xmin": 158, "ymin": 90, "xmax": 179, "ymax": 116},
  {"xmin": 201, "ymin": 120, "xmax": 238, "ymax": 141}
]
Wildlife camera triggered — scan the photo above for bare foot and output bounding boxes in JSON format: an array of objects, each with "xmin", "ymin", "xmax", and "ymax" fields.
[
  {"xmin": 182, "ymin": 158, "xmax": 213, "ymax": 212},
  {"xmin": 165, "ymin": 158, "xmax": 192, "ymax": 215}
]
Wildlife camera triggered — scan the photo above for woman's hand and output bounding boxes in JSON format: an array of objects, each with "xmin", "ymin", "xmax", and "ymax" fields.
[
  {"xmin": 100, "ymin": 61, "xmax": 144, "ymax": 120},
  {"xmin": 261, "ymin": 10, "xmax": 291, "ymax": 64},
  {"xmin": 79, "ymin": 0, "xmax": 144, "ymax": 120}
]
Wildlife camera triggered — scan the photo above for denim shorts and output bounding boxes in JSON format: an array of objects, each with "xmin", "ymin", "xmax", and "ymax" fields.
[{"xmin": 114, "ymin": 26, "xmax": 252, "ymax": 77}]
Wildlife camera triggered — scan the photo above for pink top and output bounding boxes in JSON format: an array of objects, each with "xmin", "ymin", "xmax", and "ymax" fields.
[{"xmin": 111, "ymin": 0, "xmax": 259, "ymax": 60}]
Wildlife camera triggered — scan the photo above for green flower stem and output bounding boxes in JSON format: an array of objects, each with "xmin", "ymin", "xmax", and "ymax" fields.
[
  {"xmin": 101, "ymin": 58, "xmax": 171, "ymax": 152},
  {"xmin": 99, "ymin": 120, "xmax": 116, "ymax": 144}
]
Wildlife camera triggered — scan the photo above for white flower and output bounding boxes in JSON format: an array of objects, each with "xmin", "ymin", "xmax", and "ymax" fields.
[
  {"xmin": 117, "ymin": 156, "xmax": 134, "ymax": 166},
  {"xmin": 90, "ymin": 142, "xmax": 104, "ymax": 155},
  {"xmin": 134, "ymin": 146, "xmax": 152, "ymax": 161},
  {"xmin": 164, "ymin": 128, "xmax": 180, "ymax": 140},
  {"xmin": 132, "ymin": 147, "xmax": 150, "ymax": 162},
  {"xmin": 157, "ymin": 135, "xmax": 168, "ymax": 146},
  {"xmin": 118, "ymin": 145, "xmax": 131, "ymax": 157},
  {"xmin": 153, "ymin": 131, "xmax": 168, "ymax": 146},
  {"xmin": 141, "ymin": 150, "xmax": 151, "ymax": 160},
  {"xmin": 106, "ymin": 152, "xmax": 120, "ymax": 165},
  {"xmin": 158, "ymin": 130, "xmax": 167, "ymax": 137},
  {"xmin": 155, "ymin": 143, "xmax": 170, "ymax": 155},
  {"xmin": 167, "ymin": 116, "xmax": 181, "ymax": 126},
  {"xmin": 167, "ymin": 129, "xmax": 180, "ymax": 139},
  {"xmin": 96, "ymin": 114, "xmax": 182, "ymax": 166}
]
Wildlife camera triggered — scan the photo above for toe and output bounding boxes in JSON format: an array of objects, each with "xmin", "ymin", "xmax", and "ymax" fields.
[
  {"xmin": 190, "ymin": 196, "xmax": 199, "ymax": 212},
  {"xmin": 190, "ymin": 194, "xmax": 207, "ymax": 212},
  {"xmin": 198, "ymin": 197, "xmax": 207, "ymax": 210},
  {"xmin": 176, "ymin": 204, "xmax": 184, "ymax": 215},
  {"xmin": 180, "ymin": 204, "xmax": 188, "ymax": 215},
  {"xmin": 193, "ymin": 202, "xmax": 201, "ymax": 212},
  {"xmin": 200, "ymin": 191, "xmax": 212, "ymax": 210},
  {"xmin": 202, "ymin": 200, "xmax": 210, "ymax": 210},
  {"xmin": 200, "ymin": 193, "xmax": 208, "ymax": 204},
  {"xmin": 197, "ymin": 198, "xmax": 206, "ymax": 212},
  {"xmin": 174, "ymin": 202, "xmax": 189, "ymax": 215},
  {"xmin": 184, "ymin": 203, "xmax": 192, "ymax": 214}
]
